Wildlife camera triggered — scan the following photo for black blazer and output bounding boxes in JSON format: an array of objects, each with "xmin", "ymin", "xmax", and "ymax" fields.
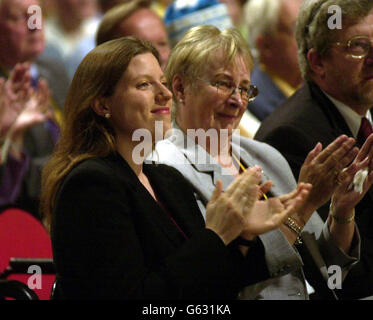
[
  {"xmin": 51, "ymin": 153, "xmax": 269, "ymax": 300},
  {"xmin": 255, "ymin": 81, "xmax": 373, "ymax": 299}
]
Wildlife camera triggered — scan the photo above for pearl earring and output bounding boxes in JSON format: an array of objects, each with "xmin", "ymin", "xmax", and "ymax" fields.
[{"xmin": 105, "ymin": 113, "xmax": 111, "ymax": 119}]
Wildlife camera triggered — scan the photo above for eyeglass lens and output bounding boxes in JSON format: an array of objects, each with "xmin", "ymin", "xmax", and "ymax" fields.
[{"xmin": 348, "ymin": 37, "xmax": 372, "ymax": 58}]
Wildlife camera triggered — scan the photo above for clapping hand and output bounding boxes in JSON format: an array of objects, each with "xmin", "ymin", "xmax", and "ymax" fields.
[
  {"xmin": 11, "ymin": 78, "xmax": 51, "ymax": 137},
  {"xmin": 0, "ymin": 63, "xmax": 52, "ymax": 163},
  {"xmin": 205, "ymin": 166, "xmax": 311, "ymax": 245},
  {"xmin": 240, "ymin": 182, "xmax": 312, "ymax": 240},
  {"xmin": 0, "ymin": 63, "xmax": 52, "ymax": 139},
  {"xmin": 330, "ymin": 134, "xmax": 373, "ymax": 218},
  {"xmin": 205, "ymin": 166, "xmax": 263, "ymax": 245},
  {"xmin": 0, "ymin": 63, "xmax": 33, "ymax": 138},
  {"xmin": 298, "ymin": 135, "xmax": 358, "ymax": 221}
]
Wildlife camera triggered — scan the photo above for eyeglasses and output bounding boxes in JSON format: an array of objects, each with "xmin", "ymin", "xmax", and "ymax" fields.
[
  {"xmin": 332, "ymin": 36, "xmax": 373, "ymax": 59},
  {"xmin": 197, "ymin": 78, "xmax": 259, "ymax": 103}
]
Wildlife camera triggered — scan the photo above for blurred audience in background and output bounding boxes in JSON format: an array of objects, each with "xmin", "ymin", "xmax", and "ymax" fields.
[
  {"xmin": 65, "ymin": 0, "xmax": 160, "ymax": 80},
  {"xmin": 164, "ymin": 0, "xmax": 233, "ymax": 48},
  {"xmin": 98, "ymin": 0, "xmax": 133, "ymax": 12},
  {"xmin": 95, "ymin": 0, "xmax": 170, "ymax": 70},
  {"xmin": 220, "ymin": 0, "xmax": 249, "ymax": 39},
  {"xmin": 44, "ymin": 0, "xmax": 99, "ymax": 59},
  {"xmin": 150, "ymin": 0, "xmax": 171, "ymax": 17},
  {"xmin": 244, "ymin": 0, "xmax": 302, "ymax": 122},
  {"xmin": 0, "ymin": 0, "xmax": 69, "ymax": 219}
]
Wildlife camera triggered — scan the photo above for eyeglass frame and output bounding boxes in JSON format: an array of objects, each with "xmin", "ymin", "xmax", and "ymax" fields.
[
  {"xmin": 196, "ymin": 77, "xmax": 259, "ymax": 103},
  {"xmin": 332, "ymin": 35, "xmax": 373, "ymax": 59}
]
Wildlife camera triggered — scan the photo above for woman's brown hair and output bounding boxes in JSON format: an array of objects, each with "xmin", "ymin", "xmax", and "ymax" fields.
[{"xmin": 40, "ymin": 36, "xmax": 159, "ymax": 230}]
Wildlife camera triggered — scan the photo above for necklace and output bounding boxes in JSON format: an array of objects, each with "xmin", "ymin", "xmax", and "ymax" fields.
[{"xmin": 231, "ymin": 153, "xmax": 268, "ymax": 200}]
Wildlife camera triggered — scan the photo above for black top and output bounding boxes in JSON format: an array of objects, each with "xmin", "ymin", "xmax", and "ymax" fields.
[{"xmin": 51, "ymin": 152, "xmax": 269, "ymax": 300}]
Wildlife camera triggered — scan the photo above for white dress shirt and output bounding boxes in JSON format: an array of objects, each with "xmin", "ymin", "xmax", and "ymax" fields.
[{"xmin": 323, "ymin": 91, "xmax": 372, "ymax": 138}]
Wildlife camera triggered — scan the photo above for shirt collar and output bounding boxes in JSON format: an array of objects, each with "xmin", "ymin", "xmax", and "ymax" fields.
[{"xmin": 322, "ymin": 90, "xmax": 372, "ymax": 138}]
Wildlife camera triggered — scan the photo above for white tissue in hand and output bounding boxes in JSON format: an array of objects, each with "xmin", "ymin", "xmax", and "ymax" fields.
[{"xmin": 352, "ymin": 167, "xmax": 369, "ymax": 194}]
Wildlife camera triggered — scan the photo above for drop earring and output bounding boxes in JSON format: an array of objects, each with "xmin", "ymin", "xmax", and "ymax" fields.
[{"xmin": 105, "ymin": 113, "xmax": 111, "ymax": 119}]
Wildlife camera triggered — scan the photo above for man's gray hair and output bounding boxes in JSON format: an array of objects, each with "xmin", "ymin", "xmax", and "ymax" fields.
[
  {"xmin": 296, "ymin": 0, "xmax": 373, "ymax": 81},
  {"xmin": 243, "ymin": 0, "xmax": 282, "ymax": 59}
]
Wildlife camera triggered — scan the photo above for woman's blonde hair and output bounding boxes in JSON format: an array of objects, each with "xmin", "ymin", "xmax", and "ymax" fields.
[
  {"xmin": 41, "ymin": 36, "xmax": 159, "ymax": 229},
  {"xmin": 164, "ymin": 25, "xmax": 253, "ymax": 119}
]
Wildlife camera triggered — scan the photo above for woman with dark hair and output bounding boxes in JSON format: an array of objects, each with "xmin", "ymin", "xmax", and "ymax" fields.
[{"xmin": 40, "ymin": 36, "xmax": 310, "ymax": 300}]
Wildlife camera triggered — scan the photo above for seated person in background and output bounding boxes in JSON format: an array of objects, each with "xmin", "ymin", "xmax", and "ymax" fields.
[
  {"xmin": 218, "ymin": 0, "xmax": 251, "ymax": 44},
  {"xmin": 243, "ymin": 0, "xmax": 302, "ymax": 121},
  {"xmin": 163, "ymin": 0, "xmax": 233, "ymax": 47},
  {"xmin": 0, "ymin": 64, "xmax": 51, "ymax": 206},
  {"xmin": 40, "ymin": 37, "xmax": 311, "ymax": 300},
  {"xmin": 151, "ymin": 25, "xmax": 373, "ymax": 300},
  {"xmin": 44, "ymin": 0, "xmax": 100, "ymax": 61},
  {"xmin": 65, "ymin": 0, "xmax": 136, "ymax": 80},
  {"xmin": 255, "ymin": 0, "xmax": 373, "ymax": 299},
  {"xmin": 0, "ymin": 0, "xmax": 69, "ymax": 218},
  {"xmin": 95, "ymin": 0, "xmax": 170, "ymax": 70}
]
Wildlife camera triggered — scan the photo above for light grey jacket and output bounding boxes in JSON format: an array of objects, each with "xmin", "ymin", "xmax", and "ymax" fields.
[{"xmin": 147, "ymin": 125, "xmax": 360, "ymax": 300}]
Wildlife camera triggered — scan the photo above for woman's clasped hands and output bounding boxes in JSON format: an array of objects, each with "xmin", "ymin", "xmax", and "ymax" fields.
[{"xmin": 205, "ymin": 166, "xmax": 312, "ymax": 246}]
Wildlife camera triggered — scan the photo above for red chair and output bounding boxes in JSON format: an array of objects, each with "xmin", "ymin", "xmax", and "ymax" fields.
[
  {"xmin": 0, "ymin": 279, "xmax": 39, "ymax": 300},
  {"xmin": 0, "ymin": 208, "xmax": 55, "ymax": 300}
]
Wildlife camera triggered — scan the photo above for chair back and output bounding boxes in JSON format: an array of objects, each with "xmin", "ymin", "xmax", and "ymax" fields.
[
  {"xmin": 0, "ymin": 279, "xmax": 39, "ymax": 300},
  {"xmin": 0, "ymin": 208, "xmax": 55, "ymax": 300}
]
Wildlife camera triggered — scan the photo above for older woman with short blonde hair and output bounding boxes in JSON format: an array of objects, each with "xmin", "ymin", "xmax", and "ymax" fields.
[{"xmin": 153, "ymin": 25, "xmax": 371, "ymax": 300}]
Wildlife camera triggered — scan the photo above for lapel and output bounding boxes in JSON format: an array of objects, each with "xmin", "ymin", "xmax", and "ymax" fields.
[
  {"xmin": 171, "ymin": 126, "xmax": 280, "ymax": 197},
  {"xmin": 107, "ymin": 153, "xmax": 195, "ymax": 247},
  {"xmin": 231, "ymin": 137, "xmax": 279, "ymax": 198},
  {"xmin": 172, "ymin": 124, "xmax": 234, "ymax": 191},
  {"xmin": 144, "ymin": 164, "xmax": 205, "ymax": 239},
  {"xmin": 308, "ymin": 82, "xmax": 354, "ymax": 138}
]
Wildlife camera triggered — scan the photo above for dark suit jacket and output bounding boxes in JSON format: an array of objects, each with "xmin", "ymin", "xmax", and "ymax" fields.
[
  {"xmin": 255, "ymin": 81, "xmax": 373, "ymax": 299},
  {"xmin": 51, "ymin": 153, "xmax": 269, "ymax": 300}
]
